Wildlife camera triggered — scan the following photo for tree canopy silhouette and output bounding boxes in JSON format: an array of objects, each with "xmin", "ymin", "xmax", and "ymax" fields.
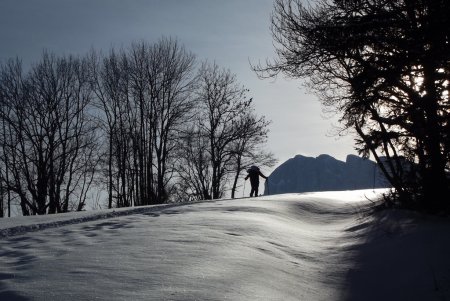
[{"xmin": 255, "ymin": 0, "xmax": 450, "ymax": 212}]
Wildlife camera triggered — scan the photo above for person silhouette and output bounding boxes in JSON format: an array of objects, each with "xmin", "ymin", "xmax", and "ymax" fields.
[{"xmin": 245, "ymin": 165, "xmax": 268, "ymax": 197}]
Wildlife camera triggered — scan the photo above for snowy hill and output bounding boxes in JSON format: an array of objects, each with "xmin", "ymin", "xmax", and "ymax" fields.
[
  {"xmin": 1, "ymin": 189, "xmax": 450, "ymax": 301},
  {"xmin": 265, "ymin": 154, "xmax": 390, "ymax": 195}
]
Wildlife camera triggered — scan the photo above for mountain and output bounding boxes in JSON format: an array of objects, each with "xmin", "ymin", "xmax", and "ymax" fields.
[{"xmin": 265, "ymin": 154, "xmax": 390, "ymax": 195}]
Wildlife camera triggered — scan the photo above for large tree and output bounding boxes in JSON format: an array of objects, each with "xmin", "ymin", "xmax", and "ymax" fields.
[
  {"xmin": 0, "ymin": 53, "xmax": 99, "ymax": 215},
  {"xmin": 145, "ymin": 39, "xmax": 197, "ymax": 203},
  {"xmin": 90, "ymin": 48, "xmax": 134, "ymax": 208},
  {"xmin": 255, "ymin": 0, "xmax": 450, "ymax": 212},
  {"xmin": 91, "ymin": 38, "xmax": 197, "ymax": 207},
  {"xmin": 177, "ymin": 62, "xmax": 275, "ymax": 200},
  {"xmin": 197, "ymin": 62, "xmax": 254, "ymax": 199}
]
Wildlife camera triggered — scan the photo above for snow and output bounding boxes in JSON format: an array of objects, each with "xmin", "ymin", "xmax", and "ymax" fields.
[{"xmin": 1, "ymin": 189, "xmax": 449, "ymax": 301}]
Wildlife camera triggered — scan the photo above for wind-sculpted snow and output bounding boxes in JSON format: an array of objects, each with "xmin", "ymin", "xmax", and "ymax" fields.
[
  {"xmin": 0, "ymin": 203, "xmax": 193, "ymax": 239},
  {"xmin": 1, "ymin": 189, "xmax": 449, "ymax": 301}
]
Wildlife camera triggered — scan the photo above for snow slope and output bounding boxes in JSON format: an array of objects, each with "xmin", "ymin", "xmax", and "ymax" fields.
[{"xmin": 1, "ymin": 189, "xmax": 449, "ymax": 301}]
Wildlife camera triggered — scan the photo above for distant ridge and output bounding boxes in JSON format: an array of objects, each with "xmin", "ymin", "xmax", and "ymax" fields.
[{"xmin": 265, "ymin": 154, "xmax": 390, "ymax": 195}]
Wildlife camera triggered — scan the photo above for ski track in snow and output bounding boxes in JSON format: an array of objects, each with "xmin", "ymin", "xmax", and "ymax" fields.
[{"xmin": 1, "ymin": 189, "xmax": 450, "ymax": 301}]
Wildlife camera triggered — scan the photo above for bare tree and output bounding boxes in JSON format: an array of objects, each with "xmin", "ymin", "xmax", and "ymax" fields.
[
  {"xmin": 175, "ymin": 123, "xmax": 212, "ymax": 201},
  {"xmin": 228, "ymin": 113, "xmax": 276, "ymax": 198},
  {"xmin": 90, "ymin": 47, "xmax": 134, "ymax": 208},
  {"xmin": 127, "ymin": 42, "xmax": 153, "ymax": 206},
  {"xmin": 91, "ymin": 38, "xmax": 197, "ymax": 207},
  {"xmin": 145, "ymin": 38, "xmax": 197, "ymax": 203},
  {"xmin": 0, "ymin": 52, "xmax": 99, "ymax": 215},
  {"xmin": 178, "ymin": 62, "xmax": 273, "ymax": 200}
]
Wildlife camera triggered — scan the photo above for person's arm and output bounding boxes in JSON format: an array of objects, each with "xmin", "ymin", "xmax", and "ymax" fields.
[
  {"xmin": 245, "ymin": 174, "xmax": 249, "ymax": 180},
  {"xmin": 259, "ymin": 171, "xmax": 267, "ymax": 179}
]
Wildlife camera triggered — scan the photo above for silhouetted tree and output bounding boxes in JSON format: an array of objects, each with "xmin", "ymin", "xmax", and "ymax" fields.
[
  {"xmin": 256, "ymin": 0, "xmax": 450, "ymax": 212},
  {"xmin": 90, "ymin": 48, "xmax": 133, "ymax": 208},
  {"xmin": 229, "ymin": 113, "xmax": 276, "ymax": 199},
  {"xmin": 91, "ymin": 38, "xmax": 197, "ymax": 207},
  {"xmin": 197, "ymin": 62, "xmax": 252, "ymax": 199},
  {"xmin": 177, "ymin": 62, "xmax": 274, "ymax": 200},
  {"xmin": 145, "ymin": 39, "xmax": 197, "ymax": 203},
  {"xmin": 0, "ymin": 38, "xmax": 275, "ymax": 215},
  {"xmin": 0, "ymin": 53, "xmax": 99, "ymax": 215},
  {"xmin": 175, "ymin": 123, "xmax": 212, "ymax": 201}
]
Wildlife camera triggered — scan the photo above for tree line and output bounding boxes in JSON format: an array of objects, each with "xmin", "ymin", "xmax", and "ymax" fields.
[{"xmin": 0, "ymin": 38, "xmax": 276, "ymax": 217}]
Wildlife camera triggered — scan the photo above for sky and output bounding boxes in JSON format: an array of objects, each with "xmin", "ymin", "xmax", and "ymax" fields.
[
  {"xmin": 1, "ymin": 189, "xmax": 449, "ymax": 300},
  {"xmin": 0, "ymin": 0, "xmax": 359, "ymax": 174}
]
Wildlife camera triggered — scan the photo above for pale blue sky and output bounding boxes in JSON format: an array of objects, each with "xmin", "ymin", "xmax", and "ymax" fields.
[{"xmin": 0, "ymin": 0, "xmax": 358, "ymax": 173}]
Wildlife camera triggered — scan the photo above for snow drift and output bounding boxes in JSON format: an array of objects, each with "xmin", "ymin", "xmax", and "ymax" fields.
[{"xmin": 1, "ymin": 189, "xmax": 449, "ymax": 301}]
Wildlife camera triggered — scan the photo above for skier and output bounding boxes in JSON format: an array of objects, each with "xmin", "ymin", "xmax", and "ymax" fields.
[{"xmin": 245, "ymin": 165, "xmax": 268, "ymax": 197}]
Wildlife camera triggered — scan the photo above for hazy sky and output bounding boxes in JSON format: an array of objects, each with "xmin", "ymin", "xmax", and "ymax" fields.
[{"xmin": 0, "ymin": 0, "xmax": 358, "ymax": 173}]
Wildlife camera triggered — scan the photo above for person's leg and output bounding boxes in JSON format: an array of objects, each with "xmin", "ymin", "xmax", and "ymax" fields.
[
  {"xmin": 252, "ymin": 180, "xmax": 259, "ymax": 197},
  {"xmin": 250, "ymin": 183, "xmax": 258, "ymax": 197},
  {"xmin": 250, "ymin": 180, "xmax": 259, "ymax": 197}
]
